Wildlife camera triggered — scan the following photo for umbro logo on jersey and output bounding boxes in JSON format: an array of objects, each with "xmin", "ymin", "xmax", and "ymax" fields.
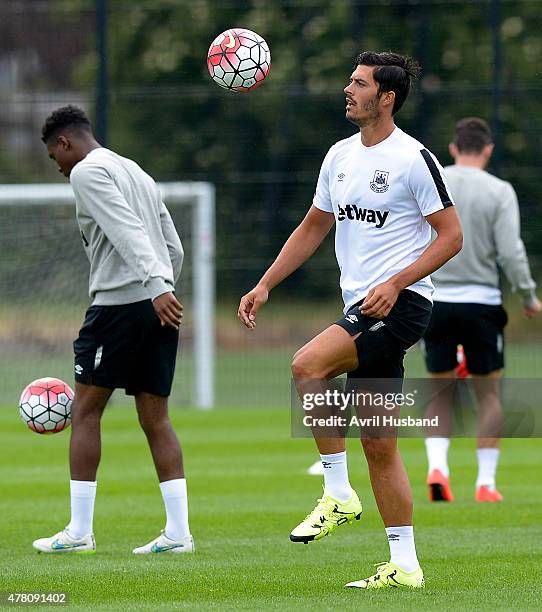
[
  {"xmin": 345, "ymin": 314, "xmax": 358, "ymax": 324},
  {"xmin": 337, "ymin": 204, "xmax": 389, "ymax": 228},
  {"xmin": 337, "ymin": 173, "xmax": 345, "ymax": 182},
  {"xmin": 370, "ymin": 170, "xmax": 390, "ymax": 193}
]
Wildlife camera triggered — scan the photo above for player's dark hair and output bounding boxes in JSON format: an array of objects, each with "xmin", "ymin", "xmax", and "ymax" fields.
[
  {"xmin": 354, "ymin": 51, "xmax": 421, "ymax": 115},
  {"xmin": 41, "ymin": 105, "xmax": 92, "ymax": 143},
  {"xmin": 453, "ymin": 117, "xmax": 493, "ymax": 154}
]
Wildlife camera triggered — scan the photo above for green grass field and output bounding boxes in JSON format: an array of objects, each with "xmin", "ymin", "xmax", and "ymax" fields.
[{"xmin": 1, "ymin": 406, "xmax": 541, "ymax": 610}]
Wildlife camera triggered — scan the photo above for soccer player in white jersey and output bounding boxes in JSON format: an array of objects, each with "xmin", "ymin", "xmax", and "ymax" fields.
[
  {"xmin": 33, "ymin": 106, "xmax": 194, "ymax": 555},
  {"xmin": 238, "ymin": 51, "xmax": 462, "ymax": 589},
  {"xmin": 423, "ymin": 117, "xmax": 541, "ymax": 503}
]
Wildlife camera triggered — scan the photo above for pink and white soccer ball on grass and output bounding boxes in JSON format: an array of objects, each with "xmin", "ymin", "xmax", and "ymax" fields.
[
  {"xmin": 207, "ymin": 28, "xmax": 271, "ymax": 92},
  {"xmin": 19, "ymin": 377, "xmax": 73, "ymax": 434}
]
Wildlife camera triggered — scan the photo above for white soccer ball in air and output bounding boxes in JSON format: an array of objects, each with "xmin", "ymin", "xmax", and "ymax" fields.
[{"xmin": 207, "ymin": 28, "xmax": 271, "ymax": 92}]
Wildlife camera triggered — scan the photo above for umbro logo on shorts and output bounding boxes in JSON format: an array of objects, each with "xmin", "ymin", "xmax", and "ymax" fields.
[
  {"xmin": 75, "ymin": 364, "xmax": 83, "ymax": 375},
  {"xmin": 345, "ymin": 314, "xmax": 358, "ymax": 324}
]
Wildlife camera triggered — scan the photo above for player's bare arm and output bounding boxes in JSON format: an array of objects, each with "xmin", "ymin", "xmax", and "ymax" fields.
[
  {"xmin": 238, "ymin": 205, "xmax": 335, "ymax": 329},
  {"xmin": 362, "ymin": 206, "xmax": 463, "ymax": 318}
]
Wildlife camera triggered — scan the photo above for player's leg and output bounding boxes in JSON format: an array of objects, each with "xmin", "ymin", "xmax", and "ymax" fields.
[
  {"xmin": 421, "ymin": 302, "xmax": 460, "ymax": 501},
  {"xmin": 32, "ymin": 303, "xmax": 117, "ymax": 554},
  {"xmin": 32, "ymin": 383, "xmax": 111, "ymax": 553},
  {"xmin": 346, "ymin": 435, "xmax": 424, "ymax": 588},
  {"xmin": 136, "ymin": 392, "xmax": 184, "ymax": 481},
  {"xmin": 132, "ymin": 392, "xmax": 193, "ymax": 554},
  {"xmin": 290, "ymin": 323, "xmax": 363, "ymax": 542},
  {"xmin": 472, "ymin": 370, "xmax": 504, "ymax": 501},
  {"xmin": 362, "ymin": 436, "xmax": 413, "ymax": 522},
  {"xmin": 70, "ymin": 383, "xmax": 113, "ymax": 480},
  {"xmin": 130, "ymin": 303, "xmax": 194, "ymax": 554},
  {"xmin": 424, "ymin": 371, "xmax": 456, "ymax": 501},
  {"xmin": 292, "ymin": 323, "xmax": 360, "ymax": 454},
  {"xmin": 345, "ymin": 290, "xmax": 431, "ymax": 589},
  {"xmin": 67, "ymin": 304, "xmax": 133, "ymax": 541},
  {"xmin": 352, "ymin": 326, "xmax": 420, "ymax": 577},
  {"xmin": 463, "ymin": 304, "xmax": 507, "ymax": 501},
  {"xmin": 67, "ymin": 383, "xmax": 112, "ymax": 536}
]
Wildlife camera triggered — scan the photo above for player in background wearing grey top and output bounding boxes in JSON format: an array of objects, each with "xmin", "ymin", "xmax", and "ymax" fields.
[
  {"xmin": 33, "ymin": 106, "xmax": 194, "ymax": 555},
  {"xmin": 423, "ymin": 117, "xmax": 541, "ymax": 502}
]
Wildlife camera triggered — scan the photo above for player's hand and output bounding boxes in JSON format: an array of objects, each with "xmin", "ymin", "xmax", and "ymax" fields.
[
  {"xmin": 524, "ymin": 297, "xmax": 542, "ymax": 319},
  {"xmin": 153, "ymin": 292, "xmax": 183, "ymax": 330},
  {"xmin": 238, "ymin": 284, "xmax": 269, "ymax": 330},
  {"xmin": 360, "ymin": 281, "xmax": 400, "ymax": 319}
]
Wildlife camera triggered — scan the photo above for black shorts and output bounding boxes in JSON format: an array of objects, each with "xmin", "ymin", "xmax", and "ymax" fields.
[
  {"xmin": 423, "ymin": 301, "xmax": 507, "ymax": 375},
  {"xmin": 73, "ymin": 299, "xmax": 179, "ymax": 397},
  {"xmin": 335, "ymin": 289, "xmax": 433, "ymax": 381}
]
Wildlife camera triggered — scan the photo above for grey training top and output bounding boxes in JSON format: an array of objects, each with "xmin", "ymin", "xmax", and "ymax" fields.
[
  {"xmin": 432, "ymin": 165, "xmax": 536, "ymax": 306},
  {"xmin": 70, "ymin": 148, "xmax": 183, "ymax": 306}
]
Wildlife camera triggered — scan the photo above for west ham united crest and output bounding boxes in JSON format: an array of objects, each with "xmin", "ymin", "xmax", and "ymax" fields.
[{"xmin": 370, "ymin": 170, "xmax": 389, "ymax": 193}]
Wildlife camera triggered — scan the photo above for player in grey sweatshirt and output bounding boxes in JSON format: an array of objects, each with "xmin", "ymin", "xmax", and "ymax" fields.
[
  {"xmin": 32, "ymin": 106, "xmax": 194, "ymax": 556},
  {"xmin": 423, "ymin": 117, "xmax": 541, "ymax": 503}
]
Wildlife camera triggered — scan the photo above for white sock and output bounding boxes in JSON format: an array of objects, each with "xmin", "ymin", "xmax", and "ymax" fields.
[
  {"xmin": 425, "ymin": 437, "xmax": 450, "ymax": 478},
  {"xmin": 67, "ymin": 480, "xmax": 97, "ymax": 539},
  {"xmin": 476, "ymin": 448, "xmax": 499, "ymax": 490},
  {"xmin": 386, "ymin": 526, "xmax": 420, "ymax": 573},
  {"xmin": 159, "ymin": 478, "xmax": 190, "ymax": 541},
  {"xmin": 321, "ymin": 451, "xmax": 352, "ymax": 502}
]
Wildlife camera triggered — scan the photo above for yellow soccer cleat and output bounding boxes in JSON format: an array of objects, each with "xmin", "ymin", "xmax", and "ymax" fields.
[
  {"xmin": 290, "ymin": 490, "xmax": 362, "ymax": 543},
  {"xmin": 345, "ymin": 561, "xmax": 425, "ymax": 589}
]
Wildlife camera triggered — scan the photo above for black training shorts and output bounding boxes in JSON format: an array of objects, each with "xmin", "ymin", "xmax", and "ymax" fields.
[
  {"xmin": 73, "ymin": 299, "xmax": 179, "ymax": 397},
  {"xmin": 335, "ymin": 288, "xmax": 433, "ymax": 380},
  {"xmin": 422, "ymin": 301, "xmax": 507, "ymax": 375}
]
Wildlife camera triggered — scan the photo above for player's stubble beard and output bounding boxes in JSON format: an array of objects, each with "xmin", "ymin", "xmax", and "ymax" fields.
[{"xmin": 346, "ymin": 94, "xmax": 381, "ymax": 129}]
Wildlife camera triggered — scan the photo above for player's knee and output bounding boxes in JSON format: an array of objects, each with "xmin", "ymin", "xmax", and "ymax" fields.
[
  {"xmin": 71, "ymin": 402, "xmax": 101, "ymax": 425},
  {"xmin": 137, "ymin": 411, "xmax": 169, "ymax": 434},
  {"xmin": 291, "ymin": 350, "xmax": 326, "ymax": 380},
  {"xmin": 361, "ymin": 437, "xmax": 396, "ymax": 465}
]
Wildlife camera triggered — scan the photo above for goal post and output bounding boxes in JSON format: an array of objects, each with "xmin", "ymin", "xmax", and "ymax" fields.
[{"xmin": 0, "ymin": 181, "xmax": 215, "ymax": 409}]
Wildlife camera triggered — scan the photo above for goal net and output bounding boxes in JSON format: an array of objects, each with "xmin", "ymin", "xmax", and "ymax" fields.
[{"xmin": 0, "ymin": 182, "xmax": 215, "ymax": 409}]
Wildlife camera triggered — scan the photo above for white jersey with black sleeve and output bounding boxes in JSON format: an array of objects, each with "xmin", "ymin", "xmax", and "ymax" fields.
[{"xmin": 312, "ymin": 127, "xmax": 454, "ymax": 312}]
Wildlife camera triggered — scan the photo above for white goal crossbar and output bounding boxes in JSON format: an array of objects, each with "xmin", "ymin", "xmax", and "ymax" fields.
[{"xmin": 0, "ymin": 182, "xmax": 215, "ymax": 409}]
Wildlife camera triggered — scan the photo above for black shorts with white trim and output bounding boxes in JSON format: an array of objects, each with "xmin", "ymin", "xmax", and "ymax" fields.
[
  {"xmin": 335, "ymin": 289, "xmax": 432, "ymax": 380},
  {"xmin": 73, "ymin": 299, "xmax": 179, "ymax": 397},
  {"xmin": 423, "ymin": 301, "xmax": 507, "ymax": 375}
]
